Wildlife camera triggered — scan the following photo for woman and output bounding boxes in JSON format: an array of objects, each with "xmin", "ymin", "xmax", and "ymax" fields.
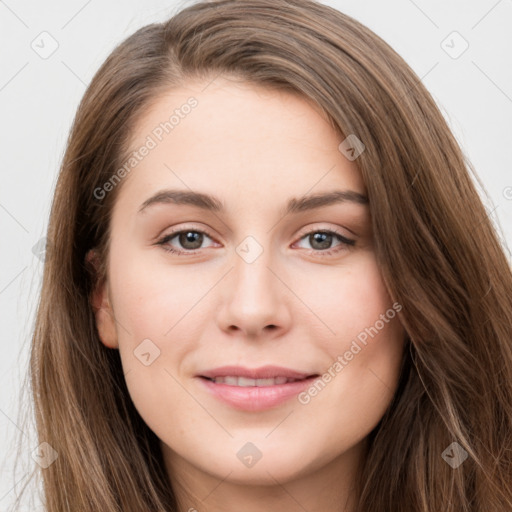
[{"xmin": 24, "ymin": 0, "xmax": 512, "ymax": 510}]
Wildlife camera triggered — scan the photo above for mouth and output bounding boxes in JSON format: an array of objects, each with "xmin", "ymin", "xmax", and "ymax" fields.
[
  {"xmin": 199, "ymin": 375, "xmax": 317, "ymax": 386},
  {"xmin": 196, "ymin": 366, "xmax": 320, "ymax": 411}
]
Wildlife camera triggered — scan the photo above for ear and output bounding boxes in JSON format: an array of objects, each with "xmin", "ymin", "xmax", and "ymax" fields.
[{"xmin": 86, "ymin": 249, "xmax": 118, "ymax": 349}]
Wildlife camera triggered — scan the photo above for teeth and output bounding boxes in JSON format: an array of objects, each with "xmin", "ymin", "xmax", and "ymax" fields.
[{"xmin": 210, "ymin": 376, "xmax": 299, "ymax": 386}]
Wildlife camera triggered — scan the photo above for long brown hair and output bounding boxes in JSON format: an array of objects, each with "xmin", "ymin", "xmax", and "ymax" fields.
[{"xmin": 18, "ymin": 0, "xmax": 512, "ymax": 510}]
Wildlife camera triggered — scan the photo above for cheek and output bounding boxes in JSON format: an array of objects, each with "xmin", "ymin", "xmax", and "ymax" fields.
[
  {"xmin": 107, "ymin": 255, "xmax": 202, "ymax": 438},
  {"xmin": 310, "ymin": 251, "xmax": 401, "ymax": 348},
  {"xmin": 300, "ymin": 252, "xmax": 405, "ymax": 428},
  {"xmin": 109, "ymin": 249, "xmax": 212, "ymax": 342}
]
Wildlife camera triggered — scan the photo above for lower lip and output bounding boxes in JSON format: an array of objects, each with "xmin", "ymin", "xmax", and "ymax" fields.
[{"xmin": 197, "ymin": 376, "xmax": 318, "ymax": 411}]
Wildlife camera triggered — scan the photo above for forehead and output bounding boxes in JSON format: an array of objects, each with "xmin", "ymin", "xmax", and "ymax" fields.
[{"xmin": 115, "ymin": 77, "xmax": 366, "ymax": 215}]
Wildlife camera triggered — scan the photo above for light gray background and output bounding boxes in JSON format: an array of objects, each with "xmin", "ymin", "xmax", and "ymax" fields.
[{"xmin": 1, "ymin": 0, "xmax": 511, "ymax": 508}]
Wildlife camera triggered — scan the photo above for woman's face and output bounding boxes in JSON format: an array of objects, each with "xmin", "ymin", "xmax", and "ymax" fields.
[{"xmin": 92, "ymin": 77, "xmax": 406, "ymax": 489}]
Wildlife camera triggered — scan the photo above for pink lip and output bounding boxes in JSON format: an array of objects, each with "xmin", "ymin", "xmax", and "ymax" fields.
[
  {"xmin": 198, "ymin": 365, "xmax": 315, "ymax": 380},
  {"xmin": 196, "ymin": 365, "xmax": 319, "ymax": 412}
]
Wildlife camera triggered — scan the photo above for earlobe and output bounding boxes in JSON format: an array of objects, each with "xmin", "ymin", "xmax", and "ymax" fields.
[
  {"xmin": 86, "ymin": 250, "xmax": 118, "ymax": 349},
  {"xmin": 93, "ymin": 288, "xmax": 119, "ymax": 349}
]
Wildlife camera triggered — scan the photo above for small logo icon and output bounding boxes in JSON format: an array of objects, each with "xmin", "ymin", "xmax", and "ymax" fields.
[
  {"xmin": 31, "ymin": 442, "xmax": 58, "ymax": 468},
  {"xmin": 338, "ymin": 134, "xmax": 365, "ymax": 161},
  {"xmin": 441, "ymin": 441, "xmax": 468, "ymax": 468},
  {"xmin": 441, "ymin": 31, "xmax": 469, "ymax": 59},
  {"xmin": 236, "ymin": 442, "xmax": 263, "ymax": 468},
  {"xmin": 32, "ymin": 236, "xmax": 50, "ymax": 262},
  {"xmin": 236, "ymin": 235, "xmax": 263, "ymax": 264},
  {"xmin": 134, "ymin": 338, "xmax": 161, "ymax": 366},
  {"xmin": 31, "ymin": 31, "xmax": 59, "ymax": 59}
]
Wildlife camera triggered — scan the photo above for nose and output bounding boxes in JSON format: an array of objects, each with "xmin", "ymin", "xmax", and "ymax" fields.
[{"xmin": 216, "ymin": 241, "xmax": 292, "ymax": 339}]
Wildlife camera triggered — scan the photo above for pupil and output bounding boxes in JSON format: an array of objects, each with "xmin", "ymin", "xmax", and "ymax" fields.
[
  {"xmin": 180, "ymin": 231, "xmax": 203, "ymax": 249},
  {"xmin": 311, "ymin": 232, "xmax": 332, "ymax": 250}
]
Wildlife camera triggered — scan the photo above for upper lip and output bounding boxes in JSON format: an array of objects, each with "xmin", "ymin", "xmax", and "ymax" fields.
[{"xmin": 198, "ymin": 365, "xmax": 318, "ymax": 380}]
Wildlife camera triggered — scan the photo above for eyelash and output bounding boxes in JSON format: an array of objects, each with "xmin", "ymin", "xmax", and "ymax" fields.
[{"xmin": 156, "ymin": 226, "xmax": 356, "ymax": 257}]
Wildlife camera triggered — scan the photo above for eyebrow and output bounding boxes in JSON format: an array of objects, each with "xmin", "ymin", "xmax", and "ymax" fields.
[{"xmin": 138, "ymin": 188, "xmax": 369, "ymax": 215}]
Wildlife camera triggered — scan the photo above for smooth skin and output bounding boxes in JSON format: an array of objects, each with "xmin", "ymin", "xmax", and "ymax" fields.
[{"xmin": 91, "ymin": 76, "xmax": 406, "ymax": 512}]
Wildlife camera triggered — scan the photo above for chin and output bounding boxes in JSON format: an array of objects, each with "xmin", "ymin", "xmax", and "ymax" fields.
[{"xmin": 202, "ymin": 449, "xmax": 313, "ymax": 485}]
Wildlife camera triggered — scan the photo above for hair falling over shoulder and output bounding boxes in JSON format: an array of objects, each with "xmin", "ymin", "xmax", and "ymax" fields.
[{"xmin": 16, "ymin": 0, "xmax": 512, "ymax": 510}]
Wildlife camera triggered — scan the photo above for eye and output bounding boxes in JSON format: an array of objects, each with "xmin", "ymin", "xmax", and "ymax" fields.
[
  {"xmin": 293, "ymin": 229, "xmax": 355, "ymax": 257},
  {"xmin": 156, "ymin": 228, "xmax": 217, "ymax": 254},
  {"xmin": 156, "ymin": 226, "xmax": 355, "ymax": 257}
]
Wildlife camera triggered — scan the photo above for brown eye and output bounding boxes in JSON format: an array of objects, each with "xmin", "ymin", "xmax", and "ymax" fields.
[
  {"xmin": 157, "ymin": 229, "xmax": 216, "ymax": 254},
  {"xmin": 309, "ymin": 232, "xmax": 335, "ymax": 250},
  {"xmin": 294, "ymin": 229, "xmax": 355, "ymax": 257},
  {"xmin": 175, "ymin": 231, "xmax": 204, "ymax": 250}
]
